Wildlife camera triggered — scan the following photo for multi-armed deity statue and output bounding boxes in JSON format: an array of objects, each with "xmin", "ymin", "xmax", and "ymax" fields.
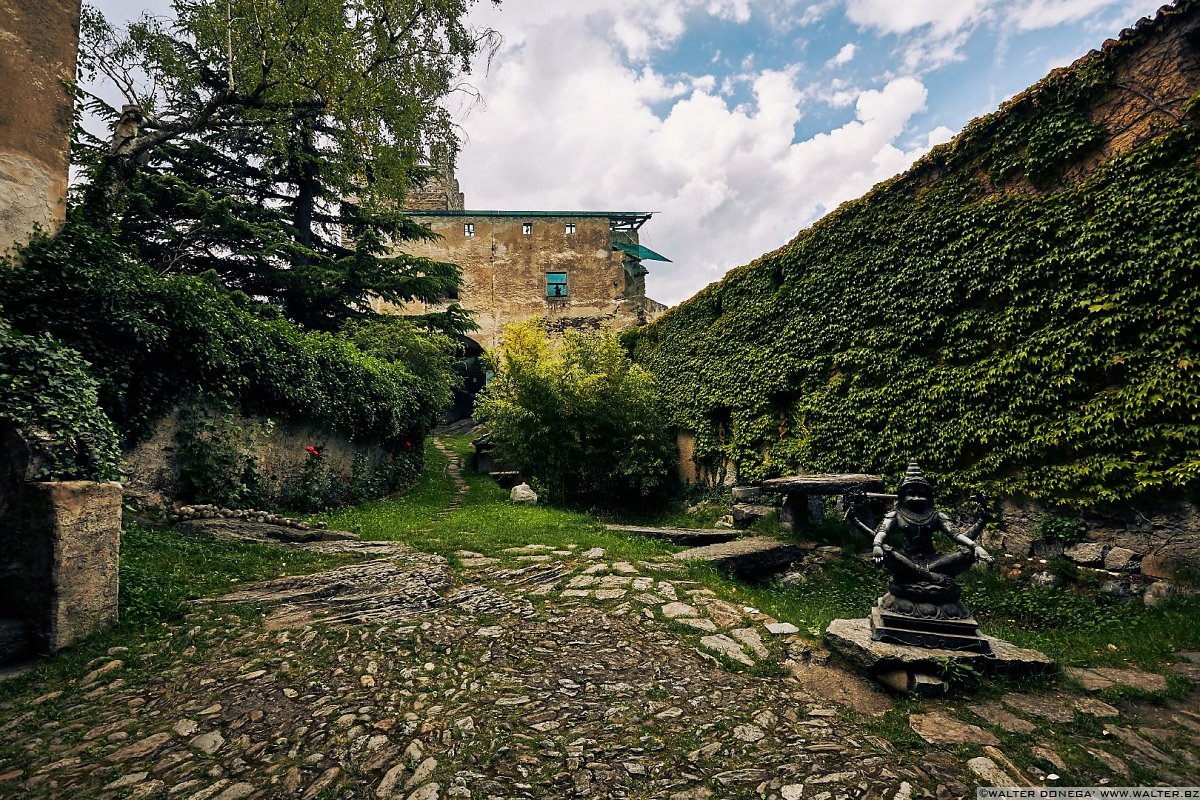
[{"xmin": 844, "ymin": 462, "xmax": 995, "ymax": 653}]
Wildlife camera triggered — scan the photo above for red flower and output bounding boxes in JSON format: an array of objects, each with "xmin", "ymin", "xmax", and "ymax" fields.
[
  {"xmin": 405, "ymin": 441, "xmax": 413, "ymax": 448},
  {"xmin": 305, "ymin": 445, "xmax": 320, "ymax": 457}
]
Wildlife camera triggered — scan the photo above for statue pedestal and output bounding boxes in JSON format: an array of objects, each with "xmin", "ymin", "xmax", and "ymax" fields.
[
  {"xmin": 870, "ymin": 606, "xmax": 991, "ymax": 653},
  {"xmin": 824, "ymin": 617, "xmax": 1054, "ymax": 696}
]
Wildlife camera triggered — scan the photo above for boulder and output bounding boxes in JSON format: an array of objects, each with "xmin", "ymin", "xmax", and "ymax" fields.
[
  {"xmin": 1099, "ymin": 580, "xmax": 1131, "ymax": 600},
  {"xmin": 1030, "ymin": 539, "xmax": 1064, "ymax": 558},
  {"xmin": 1104, "ymin": 546, "xmax": 1140, "ymax": 571},
  {"xmin": 731, "ymin": 503, "xmax": 774, "ymax": 529},
  {"xmin": 980, "ymin": 530, "xmax": 1034, "ymax": 558},
  {"xmin": 1139, "ymin": 554, "xmax": 1179, "ymax": 580},
  {"xmin": 731, "ymin": 486, "xmax": 763, "ymax": 502},
  {"xmin": 510, "ymin": 483, "xmax": 538, "ymax": 505},
  {"xmin": 1063, "ymin": 542, "xmax": 1109, "ymax": 566},
  {"xmin": 1143, "ymin": 581, "xmax": 1177, "ymax": 607}
]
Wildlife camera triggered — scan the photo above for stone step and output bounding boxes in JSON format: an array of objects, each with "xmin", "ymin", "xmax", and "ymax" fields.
[
  {"xmin": 672, "ymin": 536, "xmax": 812, "ymax": 577},
  {"xmin": 604, "ymin": 525, "xmax": 739, "ymax": 546}
]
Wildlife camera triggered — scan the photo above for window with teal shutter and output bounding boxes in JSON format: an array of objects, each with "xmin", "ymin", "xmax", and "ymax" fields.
[{"xmin": 546, "ymin": 272, "xmax": 568, "ymax": 298}]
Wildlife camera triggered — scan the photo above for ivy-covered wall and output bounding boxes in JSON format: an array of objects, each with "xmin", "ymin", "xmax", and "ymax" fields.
[{"xmin": 628, "ymin": 2, "xmax": 1200, "ymax": 507}]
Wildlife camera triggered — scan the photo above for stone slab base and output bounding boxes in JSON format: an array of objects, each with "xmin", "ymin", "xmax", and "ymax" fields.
[
  {"xmin": 673, "ymin": 537, "xmax": 811, "ymax": 577},
  {"xmin": 824, "ymin": 617, "xmax": 1054, "ymax": 694}
]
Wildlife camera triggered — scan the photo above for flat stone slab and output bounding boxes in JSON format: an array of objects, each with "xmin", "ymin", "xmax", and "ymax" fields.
[
  {"xmin": 909, "ymin": 712, "xmax": 999, "ymax": 746},
  {"xmin": 673, "ymin": 537, "xmax": 811, "ymax": 577},
  {"xmin": 968, "ymin": 702, "xmax": 1037, "ymax": 734},
  {"xmin": 604, "ymin": 525, "xmax": 738, "ymax": 546},
  {"xmin": 823, "ymin": 617, "xmax": 1054, "ymax": 678},
  {"xmin": 760, "ymin": 474, "xmax": 885, "ymax": 495},
  {"xmin": 180, "ymin": 518, "xmax": 358, "ymax": 544},
  {"xmin": 1065, "ymin": 666, "xmax": 1170, "ymax": 693}
]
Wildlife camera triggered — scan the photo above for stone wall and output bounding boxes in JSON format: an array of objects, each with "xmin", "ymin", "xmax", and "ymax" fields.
[
  {"xmin": 381, "ymin": 214, "xmax": 666, "ymax": 350},
  {"xmin": 0, "ymin": 427, "xmax": 121, "ymax": 664},
  {"xmin": 406, "ymin": 164, "xmax": 465, "ymax": 211},
  {"xmin": 0, "ymin": 0, "xmax": 81, "ymax": 257},
  {"xmin": 123, "ymin": 406, "xmax": 397, "ymax": 510},
  {"xmin": 981, "ymin": 497, "xmax": 1200, "ymax": 575}
]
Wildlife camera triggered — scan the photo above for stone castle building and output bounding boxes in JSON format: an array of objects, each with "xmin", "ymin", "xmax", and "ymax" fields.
[{"xmin": 375, "ymin": 169, "xmax": 670, "ymax": 351}]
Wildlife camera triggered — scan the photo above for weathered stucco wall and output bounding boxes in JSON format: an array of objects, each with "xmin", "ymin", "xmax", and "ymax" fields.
[
  {"xmin": 0, "ymin": 0, "xmax": 81, "ymax": 257},
  {"xmin": 382, "ymin": 214, "xmax": 666, "ymax": 350},
  {"xmin": 123, "ymin": 406, "xmax": 398, "ymax": 510}
]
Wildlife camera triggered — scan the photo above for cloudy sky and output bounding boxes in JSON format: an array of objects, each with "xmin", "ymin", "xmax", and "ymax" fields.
[{"xmin": 91, "ymin": 0, "xmax": 1167, "ymax": 305}]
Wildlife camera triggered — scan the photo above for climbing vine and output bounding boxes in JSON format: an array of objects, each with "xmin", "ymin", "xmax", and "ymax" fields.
[{"xmin": 628, "ymin": 13, "xmax": 1200, "ymax": 506}]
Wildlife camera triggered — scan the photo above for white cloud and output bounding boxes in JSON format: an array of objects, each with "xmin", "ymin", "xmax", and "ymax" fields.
[
  {"xmin": 925, "ymin": 125, "xmax": 956, "ymax": 147},
  {"xmin": 827, "ymin": 42, "xmax": 857, "ymax": 67},
  {"xmin": 1006, "ymin": 0, "xmax": 1128, "ymax": 31},
  {"xmin": 706, "ymin": 0, "xmax": 753, "ymax": 23},
  {"xmin": 844, "ymin": 0, "xmax": 995, "ymax": 36},
  {"xmin": 456, "ymin": 4, "xmax": 938, "ymax": 304}
]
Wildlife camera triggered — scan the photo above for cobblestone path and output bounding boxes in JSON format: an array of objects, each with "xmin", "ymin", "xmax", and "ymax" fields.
[{"xmin": 0, "ymin": 445, "xmax": 1197, "ymax": 798}]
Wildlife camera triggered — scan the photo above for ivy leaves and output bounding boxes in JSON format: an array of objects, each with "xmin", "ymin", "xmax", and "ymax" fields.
[{"xmin": 630, "ymin": 119, "xmax": 1200, "ymax": 506}]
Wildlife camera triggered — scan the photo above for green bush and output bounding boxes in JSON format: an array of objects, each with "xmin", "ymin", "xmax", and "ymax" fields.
[
  {"xmin": 1034, "ymin": 512, "xmax": 1088, "ymax": 544},
  {"xmin": 175, "ymin": 405, "xmax": 268, "ymax": 508},
  {"xmin": 0, "ymin": 320, "xmax": 121, "ymax": 481},
  {"xmin": 342, "ymin": 317, "xmax": 460, "ymax": 415},
  {"xmin": 0, "ymin": 218, "xmax": 443, "ymax": 449},
  {"xmin": 475, "ymin": 321, "xmax": 676, "ymax": 508}
]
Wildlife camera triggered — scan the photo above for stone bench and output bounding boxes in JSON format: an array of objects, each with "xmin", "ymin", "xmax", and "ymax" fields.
[{"xmin": 756, "ymin": 473, "xmax": 887, "ymax": 531}]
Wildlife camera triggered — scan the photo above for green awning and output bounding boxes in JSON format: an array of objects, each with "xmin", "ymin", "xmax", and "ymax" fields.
[{"xmin": 612, "ymin": 241, "xmax": 671, "ymax": 262}]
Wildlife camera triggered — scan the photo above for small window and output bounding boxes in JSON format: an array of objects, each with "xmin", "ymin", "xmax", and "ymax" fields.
[
  {"xmin": 564, "ymin": 223, "xmax": 576, "ymax": 235},
  {"xmin": 546, "ymin": 272, "xmax": 568, "ymax": 298},
  {"xmin": 522, "ymin": 222, "xmax": 532, "ymax": 235},
  {"xmin": 464, "ymin": 223, "xmax": 475, "ymax": 237}
]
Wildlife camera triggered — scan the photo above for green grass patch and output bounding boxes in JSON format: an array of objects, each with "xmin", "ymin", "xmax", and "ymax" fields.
[
  {"xmin": 320, "ymin": 436, "xmax": 678, "ymax": 564},
  {"xmin": 313, "ymin": 438, "xmax": 456, "ymax": 539},
  {"xmin": 119, "ymin": 522, "xmax": 361, "ymax": 629}
]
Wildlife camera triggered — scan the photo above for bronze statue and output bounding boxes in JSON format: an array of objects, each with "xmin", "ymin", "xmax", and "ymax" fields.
[{"xmin": 844, "ymin": 462, "xmax": 994, "ymax": 652}]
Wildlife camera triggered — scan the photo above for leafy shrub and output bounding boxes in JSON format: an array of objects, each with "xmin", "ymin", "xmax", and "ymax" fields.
[
  {"xmin": 0, "ymin": 320, "xmax": 121, "ymax": 481},
  {"xmin": 0, "ymin": 218, "xmax": 443, "ymax": 449},
  {"xmin": 475, "ymin": 321, "xmax": 676, "ymax": 508},
  {"xmin": 175, "ymin": 405, "xmax": 268, "ymax": 508},
  {"xmin": 342, "ymin": 317, "xmax": 461, "ymax": 415},
  {"xmin": 1034, "ymin": 512, "xmax": 1088, "ymax": 544}
]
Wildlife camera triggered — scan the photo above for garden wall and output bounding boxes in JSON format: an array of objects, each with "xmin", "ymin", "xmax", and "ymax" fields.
[{"xmin": 123, "ymin": 404, "xmax": 413, "ymax": 511}]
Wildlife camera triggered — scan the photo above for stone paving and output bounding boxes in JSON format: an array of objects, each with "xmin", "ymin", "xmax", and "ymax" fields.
[{"xmin": 0, "ymin": 444, "xmax": 1197, "ymax": 798}]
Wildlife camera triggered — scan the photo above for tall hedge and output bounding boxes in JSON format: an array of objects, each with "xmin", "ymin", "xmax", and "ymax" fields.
[
  {"xmin": 0, "ymin": 218, "xmax": 442, "ymax": 453},
  {"xmin": 628, "ymin": 11, "xmax": 1200, "ymax": 505}
]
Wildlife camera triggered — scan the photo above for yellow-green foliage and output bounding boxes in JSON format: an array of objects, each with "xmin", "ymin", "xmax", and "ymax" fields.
[
  {"xmin": 628, "ymin": 24, "xmax": 1200, "ymax": 505},
  {"xmin": 477, "ymin": 320, "xmax": 676, "ymax": 507}
]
